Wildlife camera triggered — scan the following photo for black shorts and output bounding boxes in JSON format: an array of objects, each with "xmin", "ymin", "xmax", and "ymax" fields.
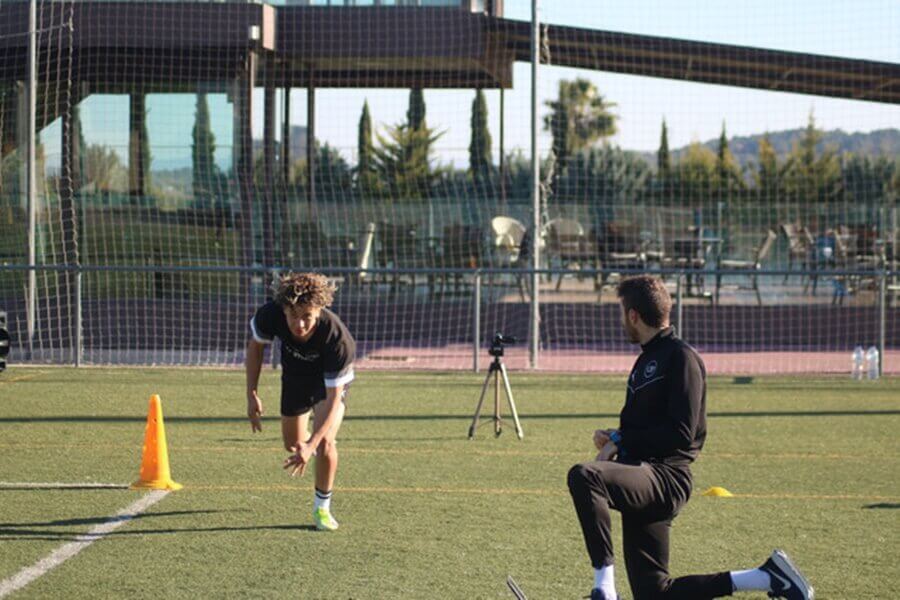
[{"xmin": 280, "ymin": 380, "xmax": 350, "ymax": 417}]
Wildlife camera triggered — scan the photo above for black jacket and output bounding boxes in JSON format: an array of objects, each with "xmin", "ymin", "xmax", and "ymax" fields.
[{"xmin": 617, "ymin": 327, "xmax": 707, "ymax": 471}]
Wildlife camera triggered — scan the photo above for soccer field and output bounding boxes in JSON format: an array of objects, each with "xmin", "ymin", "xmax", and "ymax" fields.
[{"xmin": 0, "ymin": 369, "xmax": 898, "ymax": 599}]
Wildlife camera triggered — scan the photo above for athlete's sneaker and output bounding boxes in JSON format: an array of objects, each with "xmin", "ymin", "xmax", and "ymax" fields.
[
  {"xmin": 312, "ymin": 507, "xmax": 339, "ymax": 531},
  {"xmin": 587, "ymin": 589, "xmax": 619, "ymax": 600},
  {"xmin": 761, "ymin": 549, "xmax": 814, "ymax": 599}
]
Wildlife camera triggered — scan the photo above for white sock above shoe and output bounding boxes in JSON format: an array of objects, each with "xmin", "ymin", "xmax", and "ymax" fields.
[
  {"xmin": 730, "ymin": 568, "xmax": 771, "ymax": 592},
  {"xmin": 314, "ymin": 488, "xmax": 332, "ymax": 511},
  {"xmin": 594, "ymin": 565, "xmax": 616, "ymax": 598}
]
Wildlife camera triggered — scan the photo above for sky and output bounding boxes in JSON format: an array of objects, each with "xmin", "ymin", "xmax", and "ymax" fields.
[{"xmin": 43, "ymin": 0, "xmax": 899, "ymax": 170}]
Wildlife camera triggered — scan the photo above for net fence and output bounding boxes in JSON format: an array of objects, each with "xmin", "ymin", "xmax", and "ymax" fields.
[{"xmin": 0, "ymin": 0, "xmax": 898, "ymax": 374}]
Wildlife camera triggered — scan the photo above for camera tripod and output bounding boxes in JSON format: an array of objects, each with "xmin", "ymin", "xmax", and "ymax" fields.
[{"xmin": 468, "ymin": 348, "xmax": 524, "ymax": 440}]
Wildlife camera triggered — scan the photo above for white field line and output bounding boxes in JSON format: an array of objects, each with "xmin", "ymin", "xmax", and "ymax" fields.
[
  {"xmin": 0, "ymin": 489, "xmax": 169, "ymax": 598},
  {"xmin": 0, "ymin": 482, "xmax": 127, "ymax": 489}
]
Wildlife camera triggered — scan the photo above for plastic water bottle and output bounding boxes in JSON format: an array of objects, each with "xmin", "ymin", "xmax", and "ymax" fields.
[
  {"xmin": 865, "ymin": 346, "xmax": 880, "ymax": 380},
  {"xmin": 851, "ymin": 346, "xmax": 865, "ymax": 380}
]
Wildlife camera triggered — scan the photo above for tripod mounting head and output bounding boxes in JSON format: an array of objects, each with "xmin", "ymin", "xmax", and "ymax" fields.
[{"xmin": 489, "ymin": 332, "xmax": 517, "ymax": 358}]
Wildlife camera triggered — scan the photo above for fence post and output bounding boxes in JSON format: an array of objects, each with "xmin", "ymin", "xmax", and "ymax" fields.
[
  {"xmin": 270, "ymin": 268, "xmax": 279, "ymax": 370},
  {"xmin": 528, "ymin": 0, "xmax": 540, "ymax": 370},
  {"xmin": 879, "ymin": 272, "xmax": 886, "ymax": 377},
  {"xmin": 473, "ymin": 271, "xmax": 481, "ymax": 373},
  {"xmin": 25, "ymin": 0, "xmax": 37, "ymax": 359},
  {"xmin": 75, "ymin": 269, "xmax": 83, "ymax": 367},
  {"xmin": 676, "ymin": 272, "xmax": 684, "ymax": 339}
]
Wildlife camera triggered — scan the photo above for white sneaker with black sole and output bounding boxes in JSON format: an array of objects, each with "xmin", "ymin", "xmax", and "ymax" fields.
[{"xmin": 761, "ymin": 549, "xmax": 814, "ymax": 600}]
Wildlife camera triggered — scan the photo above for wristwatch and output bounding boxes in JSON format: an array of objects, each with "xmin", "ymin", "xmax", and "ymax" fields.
[{"xmin": 609, "ymin": 430, "xmax": 622, "ymax": 447}]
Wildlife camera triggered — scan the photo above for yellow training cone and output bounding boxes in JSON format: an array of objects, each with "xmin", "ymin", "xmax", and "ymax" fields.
[
  {"xmin": 702, "ymin": 486, "xmax": 734, "ymax": 497},
  {"xmin": 131, "ymin": 394, "xmax": 182, "ymax": 490}
]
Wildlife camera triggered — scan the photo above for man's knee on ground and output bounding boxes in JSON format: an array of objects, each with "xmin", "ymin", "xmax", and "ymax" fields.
[
  {"xmin": 567, "ymin": 463, "xmax": 592, "ymax": 492},
  {"xmin": 632, "ymin": 575, "xmax": 673, "ymax": 600}
]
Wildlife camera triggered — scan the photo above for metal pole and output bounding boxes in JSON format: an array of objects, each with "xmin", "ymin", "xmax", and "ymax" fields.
[
  {"xmin": 237, "ymin": 51, "xmax": 257, "ymax": 304},
  {"xmin": 281, "ymin": 88, "xmax": 291, "ymax": 183},
  {"xmin": 499, "ymin": 88, "xmax": 506, "ymax": 208},
  {"xmin": 263, "ymin": 75, "xmax": 276, "ymax": 268},
  {"xmin": 128, "ymin": 94, "xmax": 146, "ymax": 199},
  {"xmin": 473, "ymin": 272, "xmax": 481, "ymax": 372},
  {"xmin": 879, "ymin": 272, "xmax": 886, "ymax": 377},
  {"xmin": 528, "ymin": 0, "xmax": 540, "ymax": 369},
  {"xmin": 676, "ymin": 273, "xmax": 684, "ymax": 338},
  {"xmin": 307, "ymin": 75, "xmax": 316, "ymax": 220},
  {"xmin": 26, "ymin": 0, "xmax": 37, "ymax": 358},
  {"xmin": 75, "ymin": 269, "xmax": 82, "ymax": 367},
  {"xmin": 271, "ymin": 268, "xmax": 279, "ymax": 370},
  {"xmin": 280, "ymin": 87, "xmax": 291, "ymax": 262}
]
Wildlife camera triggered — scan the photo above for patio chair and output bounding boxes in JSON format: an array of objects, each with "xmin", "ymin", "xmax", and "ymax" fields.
[
  {"xmin": 780, "ymin": 223, "xmax": 813, "ymax": 283},
  {"xmin": 439, "ymin": 224, "xmax": 484, "ymax": 295},
  {"xmin": 377, "ymin": 222, "xmax": 434, "ymax": 293},
  {"xmin": 490, "ymin": 216, "xmax": 526, "ymax": 265},
  {"xmin": 490, "ymin": 215, "xmax": 529, "ymax": 301},
  {"xmin": 349, "ymin": 222, "xmax": 376, "ymax": 285},
  {"xmin": 829, "ymin": 226, "xmax": 882, "ymax": 305},
  {"xmin": 544, "ymin": 218, "xmax": 596, "ymax": 290},
  {"xmin": 595, "ymin": 221, "xmax": 644, "ymax": 291},
  {"xmin": 661, "ymin": 227, "xmax": 710, "ymax": 297},
  {"xmin": 715, "ymin": 229, "xmax": 777, "ymax": 306}
]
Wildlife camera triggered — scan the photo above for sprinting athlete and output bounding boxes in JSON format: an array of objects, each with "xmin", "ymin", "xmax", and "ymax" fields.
[{"xmin": 246, "ymin": 272, "xmax": 355, "ymax": 531}]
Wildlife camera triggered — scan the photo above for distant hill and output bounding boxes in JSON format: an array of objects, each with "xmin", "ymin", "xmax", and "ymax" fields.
[{"xmin": 643, "ymin": 128, "xmax": 900, "ymax": 170}]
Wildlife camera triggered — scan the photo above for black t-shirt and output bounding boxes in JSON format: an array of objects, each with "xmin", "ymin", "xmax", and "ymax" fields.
[
  {"xmin": 617, "ymin": 327, "xmax": 707, "ymax": 472},
  {"xmin": 250, "ymin": 302, "xmax": 356, "ymax": 392}
]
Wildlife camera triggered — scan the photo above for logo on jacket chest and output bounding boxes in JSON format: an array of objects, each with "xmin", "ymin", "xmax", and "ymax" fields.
[
  {"xmin": 643, "ymin": 360, "xmax": 658, "ymax": 379},
  {"xmin": 283, "ymin": 342, "xmax": 320, "ymax": 362}
]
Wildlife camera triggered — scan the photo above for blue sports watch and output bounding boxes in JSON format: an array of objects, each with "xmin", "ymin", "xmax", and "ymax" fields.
[{"xmin": 609, "ymin": 430, "xmax": 622, "ymax": 446}]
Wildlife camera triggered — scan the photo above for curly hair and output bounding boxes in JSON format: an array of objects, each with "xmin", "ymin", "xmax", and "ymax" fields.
[{"xmin": 272, "ymin": 272, "xmax": 336, "ymax": 309}]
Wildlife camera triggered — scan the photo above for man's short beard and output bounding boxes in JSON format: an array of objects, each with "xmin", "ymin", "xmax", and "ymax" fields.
[{"xmin": 623, "ymin": 321, "xmax": 640, "ymax": 343}]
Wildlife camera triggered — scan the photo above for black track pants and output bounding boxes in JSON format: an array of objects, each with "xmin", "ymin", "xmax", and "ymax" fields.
[{"xmin": 567, "ymin": 460, "xmax": 734, "ymax": 600}]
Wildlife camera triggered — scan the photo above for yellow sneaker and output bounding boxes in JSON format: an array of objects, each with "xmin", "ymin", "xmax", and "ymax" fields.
[{"xmin": 312, "ymin": 507, "xmax": 339, "ymax": 531}]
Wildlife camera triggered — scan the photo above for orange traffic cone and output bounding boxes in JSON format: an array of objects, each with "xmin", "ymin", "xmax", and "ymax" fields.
[{"xmin": 131, "ymin": 394, "xmax": 182, "ymax": 490}]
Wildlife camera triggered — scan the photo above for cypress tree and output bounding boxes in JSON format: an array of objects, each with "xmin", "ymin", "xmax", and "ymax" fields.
[
  {"xmin": 191, "ymin": 93, "xmax": 217, "ymax": 206},
  {"xmin": 407, "ymin": 88, "xmax": 426, "ymax": 131},
  {"xmin": 657, "ymin": 119, "xmax": 671, "ymax": 177},
  {"xmin": 468, "ymin": 89, "xmax": 493, "ymax": 192},
  {"xmin": 356, "ymin": 100, "xmax": 378, "ymax": 196}
]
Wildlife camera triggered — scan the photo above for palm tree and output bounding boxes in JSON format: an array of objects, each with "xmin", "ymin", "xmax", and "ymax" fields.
[
  {"xmin": 543, "ymin": 78, "xmax": 617, "ymax": 164},
  {"xmin": 543, "ymin": 78, "xmax": 617, "ymax": 197}
]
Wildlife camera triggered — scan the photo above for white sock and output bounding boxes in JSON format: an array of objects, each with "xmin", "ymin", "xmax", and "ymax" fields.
[
  {"xmin": 314, "ymin": 488, "xmax": 332, "ymax": 511},
  {"xmin": 730, "ymin": 568, "xmax": 771, "ymax": 592},
  {"xmin": 593, "ymin": 565, "xmax": 616, "ymax": 597}
]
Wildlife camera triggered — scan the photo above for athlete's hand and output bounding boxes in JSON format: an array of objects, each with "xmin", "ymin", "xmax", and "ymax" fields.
[
  {"xmin": 247, "ymin": 391, "xmax": 263, "ymax": 433},
  {"xmin": 596, "ymin": 441, "xmax": 618, "ymax": 462},
  {"xmin": 593, "ymin": 428, "xmax": 615, "ymax": 450},
  {"xmin": 284, "ymin": 441, "xmax": 315, "ymax": 477}
]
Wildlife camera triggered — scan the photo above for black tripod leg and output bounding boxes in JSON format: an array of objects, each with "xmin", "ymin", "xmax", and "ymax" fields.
[
  {"xmin": 469, "ymin": 366, "xmax": 494, "ymax": 438},
  {"xmin": 494, "ymin": 368, "xmax": 502, "ymax": 437},
  {"xmin": 506, "ymin": 576, "xmax": 528, "ymax": 600},
  {"xmin": 499, "ymin": 363, "xmax": 524, "ymax": 440}
]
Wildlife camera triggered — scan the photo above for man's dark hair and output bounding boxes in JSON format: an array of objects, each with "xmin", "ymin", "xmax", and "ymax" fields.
[{"xmin": 616, "ymin": 275, "xmax": 672, "ymax": 328}]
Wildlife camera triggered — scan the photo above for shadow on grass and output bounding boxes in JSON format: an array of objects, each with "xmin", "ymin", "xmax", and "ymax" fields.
[
  {"xmin": 863, "ymin": 503, "xmax": 900, "ymax": 509},
  {"xmin": 0, "ymin": 410, "xmax": 898, "ymax": 424},
  {"xmin": 0, "ymin": 509, "xmax": 232, "ymax": 528},
  {"xmin": 0, "ymin": 523, "xmax": 317, "ymax": 542}
]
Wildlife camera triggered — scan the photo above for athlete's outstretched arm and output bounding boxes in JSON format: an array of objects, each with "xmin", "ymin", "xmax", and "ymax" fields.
[{"xmin": 245, "ymin": 339, "xmax": 266, "ymax": 432}]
